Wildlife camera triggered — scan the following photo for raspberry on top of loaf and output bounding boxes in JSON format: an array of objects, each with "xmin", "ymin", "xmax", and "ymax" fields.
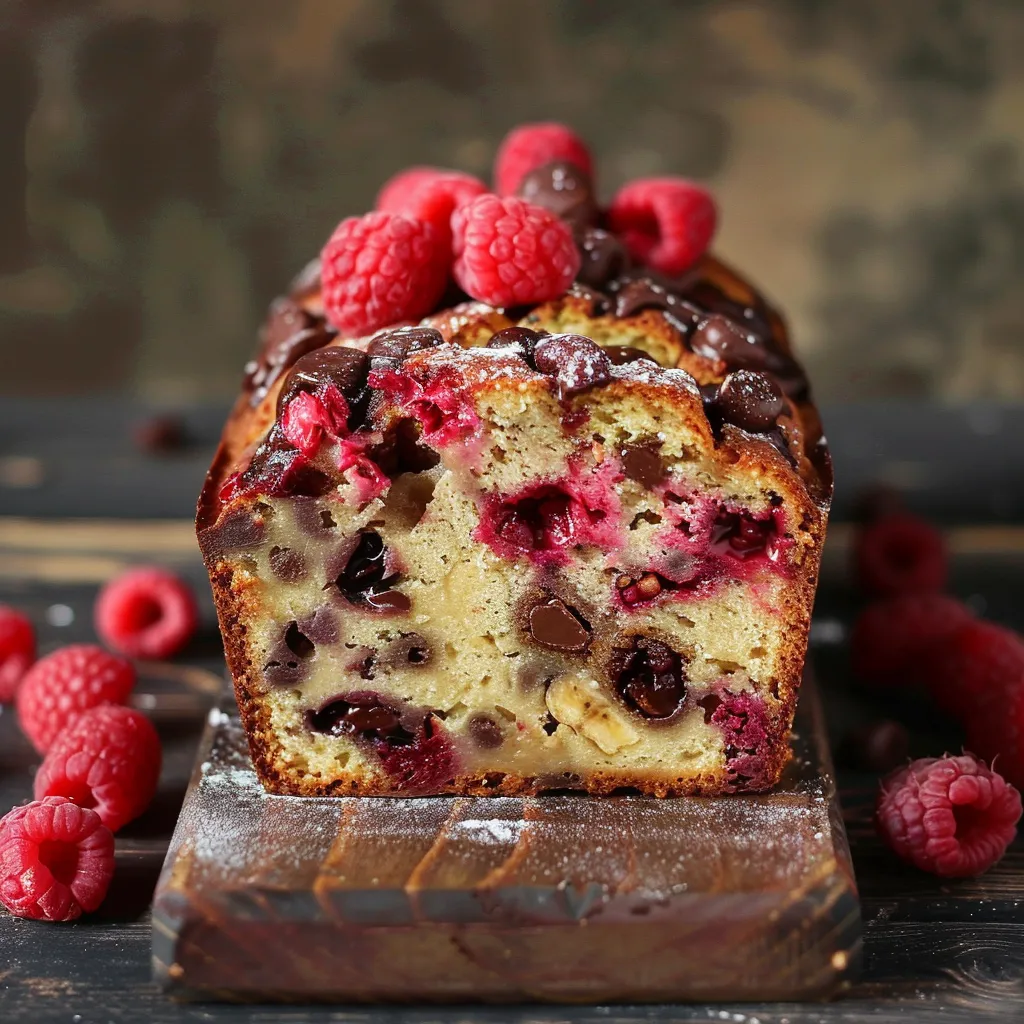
[{"xmin": 198, "ymin": 123, "xmax": 831, "ymax": 798}]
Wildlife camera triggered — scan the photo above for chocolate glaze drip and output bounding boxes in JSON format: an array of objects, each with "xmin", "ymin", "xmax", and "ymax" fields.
[{"xmin": 244, "ymin": 297, "xmax": 336, "ymax": 405}]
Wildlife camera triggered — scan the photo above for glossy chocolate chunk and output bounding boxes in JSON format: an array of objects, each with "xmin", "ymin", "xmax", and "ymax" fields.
[
  {"xmin": 716, "ymin": 370, "xmax": 786, "ymax": 433},
  {"xmin": 364, "ymin": 590, "xmax": 412, "ymax": 613},
  {"xmin": 690, "ymin": 314, "xmax": 764, "ymax": 366},
  {"xmin": 197, "ymin": 507, "xmax": 266, "ymax": 559},
  {"xmin": 332, "ymin": 531, "xmax": 408, "ymax": 612},
  {"xmin": 575, "ymin": 227, "xmax": 630, "ymax": 290},
  {"xmin": 516, "ymin": 160, "xmax": 599, "ymax": 229},
  {"xmin": 486, "ymin": 326, "xmax": 544, "ymax": 363},
  {"xmin": 277, "ymin": 346, "xmax": 370, "ymax": 416},
  {"xmin": 528, "ymin": 598, "xmax": 590, "ymax": 652},
  {"xmin": 367, "ymin": 326, "xmax": 444, "ymax": 369},
  {"xmin": 533, "ymin": 333, "xmax": 611, "ymax": 398},
  {"xmin": 620, "ymin": 443, "xmax": 666, "ymax": 489},
  {"xmin": 610, "ymin": 636, "xmax": 687, "ymax": 719}
]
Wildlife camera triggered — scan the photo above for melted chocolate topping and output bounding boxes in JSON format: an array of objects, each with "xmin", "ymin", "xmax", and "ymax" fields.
[{"xmin": 277, "ymin": 346, "xmax": 370, "ymax": 420}]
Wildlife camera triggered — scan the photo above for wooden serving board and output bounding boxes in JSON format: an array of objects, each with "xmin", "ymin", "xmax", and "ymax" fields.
[{"xmin": 152, "ymin": 673, "xmax": 860, "ymax": 1004}]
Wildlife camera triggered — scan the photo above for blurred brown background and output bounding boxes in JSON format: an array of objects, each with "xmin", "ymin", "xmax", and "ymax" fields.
[{"xmin": 2, "ymin": 0, "xmax": 1023, "ymax": 404}]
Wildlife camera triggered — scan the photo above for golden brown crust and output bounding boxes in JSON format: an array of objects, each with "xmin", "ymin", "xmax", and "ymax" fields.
[{"xmin": 198, "ymin": 251, "xmax": 828, "ymax": 798}]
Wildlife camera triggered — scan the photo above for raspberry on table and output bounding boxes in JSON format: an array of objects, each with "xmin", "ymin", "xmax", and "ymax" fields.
[
  {"xmin": 876, "ymin": 753, "xmax": 1021, "ymax": 877},
  {"xmin": 923, "ymin": 619, "xmax": 1024, "ymax": 721},
  {"xmin": 376, "ymin": 168, "xmax": 487, "ymax": 246},
  {"xmin": 0, "ymin": 796, "xmax": 115, "ymax": 921},
  {"xmin": 608, "ymin": 177, "xmax": 717, "ymax": 275},
  {"xmin": 321, "ymin": 212, "xmax": 449, "ymax": 337},
  {"xmin": 452, "ymin": 194, "xmax": 580, "ymax": 307},
  {"xmin": 850, "ymin": 593, "xmax": 974, "ymax": 686},
  {"xmin": 16, "ymin": 644, "xmax": 135, "ymax": 754},
  {"xmin": 0, "ymin": 604, "xmax": 35, "ymax": 702},
  {"xmin": 494, "ymin": 122, "xmax": 593, "ymax": 196},
  {"xmin": 34, "ymin": 705, "xmax": 162, "ymax": 833},
  {"xmin": 854, "ymin": 513, "xmax": 947, "ymax": 596},
  {"xmin": 95, "ymin": 566, "xmax": 198, "ymax": 660}
]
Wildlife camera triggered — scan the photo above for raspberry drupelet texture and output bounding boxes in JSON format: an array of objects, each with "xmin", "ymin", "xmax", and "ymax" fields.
[
  {"xmin": 854, "ymin": 513, "xmax": 947, "ymax": 597},
  {"xmin": 0, "ymin": 604, "xmax": 35, "ymax": 702},
  {"xmin": 494, "ymin": 122, "xmax": 593, "ymax": 196},
  {"xmin": 95, "ymin": 566, "xmax": 198, "ymax": 660},
  {"xmin": 375, "ymin": 166, "xmax": 447, "ymax": 212},
  {"xmin": 34, "ymin": 705, "xmax": 162, "ymax": 832},
  {"xmin": 0, "ymin": 796, "xmax": 115, "ymax": 921},
  {"xmin": 321, "ymin": 212, "xmax": 449, "ymax": 337},
  {"xmin": 16, "ymin": 645, "xmax": 136, "ymax": 754},
  {"xmin": 608, "ymin": 178, "xmax": 717, "ymax": 275},
  {"xmin": 876, "ymin": 753, "xmax": 1021, "ymax": 877},
  {"xmin": 922, "ymin": 619, "xmax": 1024, "ymax": 721},
  {"xmin": 850, "ymin": 593, "xmax": 974, "ymax": 686},
  {"xmin": 452, "ymin": 194, "xmax": 580, "ymax": 306},
  {"xmin": 376, "ymin": 168, "xmax": 487, "ymax": 246}
]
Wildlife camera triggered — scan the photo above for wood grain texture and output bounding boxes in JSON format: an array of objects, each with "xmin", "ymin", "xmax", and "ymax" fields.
[{"xmin": 151, "ymin": 678, "xmax": 860, "ymax": 1004}]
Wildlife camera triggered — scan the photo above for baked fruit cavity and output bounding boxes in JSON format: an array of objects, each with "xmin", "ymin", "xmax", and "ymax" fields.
[{"xmin": 197, "ymin": 125, "xmax": 831, "ymax": 797}]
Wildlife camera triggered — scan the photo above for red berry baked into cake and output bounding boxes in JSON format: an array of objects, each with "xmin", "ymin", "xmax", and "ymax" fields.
[{"xmin": 197, "ymin": 124, "xmax": 832, "ymax": 797}]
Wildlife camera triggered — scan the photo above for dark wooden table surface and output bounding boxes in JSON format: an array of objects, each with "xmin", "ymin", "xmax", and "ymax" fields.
[{"xmin": 1, "ymin": 398, "xmax": 1023, "ymax": 1023}]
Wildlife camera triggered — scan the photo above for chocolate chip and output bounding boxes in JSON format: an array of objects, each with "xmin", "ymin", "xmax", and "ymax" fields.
[
  {"xmin": 331, "ymin": 531, "xmax": 408, "ymax": 612},
  {"xmin": 269, "ymin": 545, "xmax": 307, "ymax": 583},
  {"xmin": 486, "ymin": 326, "xmax": 544, "ymax": 363},
  {"xmin": 367, "ymin": 326, "xmax": 443, "ymax": 369},
  {"xmin": 604, "ymin": 344, "xmax": 654, "ymax": 366},
  {"xmin": 364, "ymin": 590, "xmax": 411, "ymax": 613},
  {"xmin": 197, "ymin": 507, "xmax": 266, "ymax": 559},
  {"xmin": 528, "ymin": 598, "xmax": 590, "ymax": 652},
  {"xmin": 516, "ymin": 160, "xmax": 599, "ymax": 229},
  {"xmin": 575, "ymin": 227, "xmax": 630, "ymax": 289},
  {"xmin": 308, "ymin": 692, "xmax": 410, "ymax": 741},
  {"xmin": 621, "ymin": 443, "xmax": 665, "ymax": 489},
  {"xmin": 468, "ymin": 713, "xmax": 505, "ymax": 749},
  {"xmin": 716, "ymin": 369, "xmax": 786, "ymax": 433},
  {"xmin": 609, "ymin": 636, "xmax": 687, "ymax": 719},
  {"xmin": 533, "ymin": 333, "xmax": 612, "ymax": 398},
  {"xmin": 690, "ymin": 314, "xmax": 763, "ymax": 366}
]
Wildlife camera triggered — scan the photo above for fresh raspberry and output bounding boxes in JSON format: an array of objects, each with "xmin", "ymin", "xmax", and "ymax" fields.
[
  {"xmin": 320, "ymin": 212, "xmax": 449, "ymax": 338},
  {"xmin": 95, "ymin": 567, "xmax": 198, "ymax": 660},
  {"xmin": 850, "ymin": 593, "xmax": 974, "ymax": 685},
  {"xmin": 923, "ymin": 620, "xmax": 1024, "ymax": 721},
  {"xmin": 16, "ymin": 645, "xmax": 135, "ymax": 754},
  {"xmin": 375, "ymin": 165, "xmax": 445, "ymax": 211},
  {"xmin": 0, "ymin": 796, "xmax": 115, "ymax": 921},
  {"xmin": 376, "ymin": 168, "xmax": 487, "ymax": 245},
  {"xmin": 607, "ymin": 177, "xmax": 717, "ymax": 275},
  {"xmin": 854, "ymin": 513, "xmax": 947, "ymax": 597},
  {"xmin": 966, "ymin": 682, "xmax": 1024, "ymax": 790},
  {"xmin": 452, "ymin": 194, "xmax": 580, "ymax": 307},
  {"xmin": 0, "ymin": 605, "xmax": 35, "ymax": 702},
  {"xmin": 34, "ymin": 705, "xmax": 162, "ymax": 833},
  {"xmin": 876, "ymin": 753, "xmax": 1021, "ymax": 877},
  {"xmin": 494, "ymin": 122, "xmax": 593, "ymax": 196}
]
